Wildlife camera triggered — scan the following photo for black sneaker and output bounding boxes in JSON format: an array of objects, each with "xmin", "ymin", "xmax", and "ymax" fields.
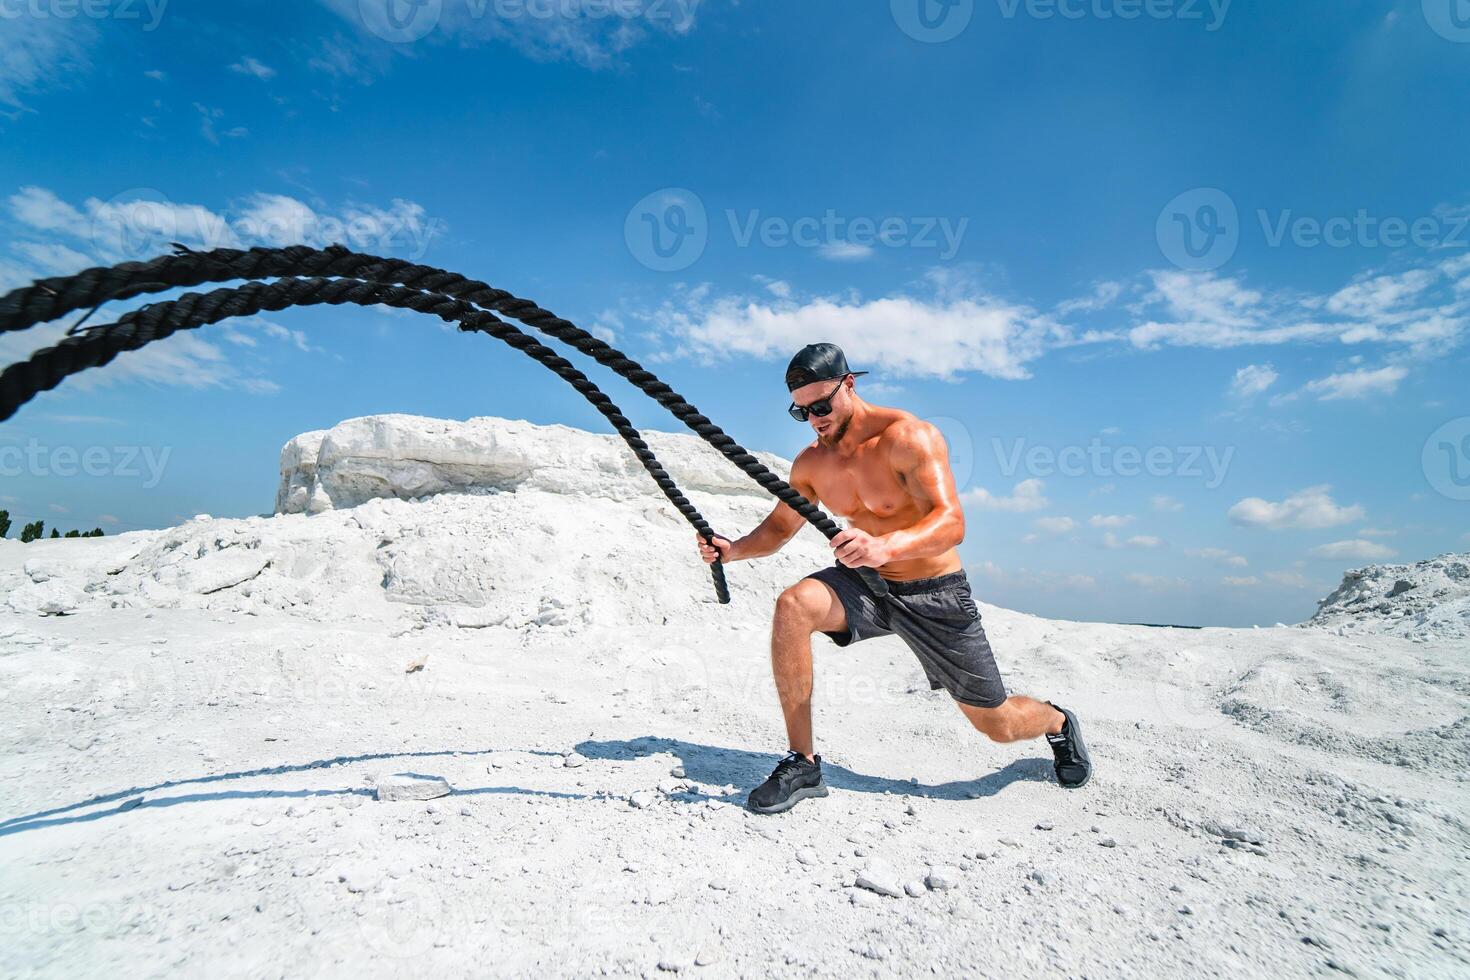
[
  {"xmin": 746, "ymin": 751, "xmax": 829, "ymax": 814},
  {"xmin": 1045, "ymin": 703, "xmax": 1092, "ymax": 789}
]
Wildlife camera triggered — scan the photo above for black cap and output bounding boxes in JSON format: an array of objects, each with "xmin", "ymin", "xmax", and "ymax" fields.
[{"xmin": 785, "ymin": 342, "xmax": 868, "ymax": 392}]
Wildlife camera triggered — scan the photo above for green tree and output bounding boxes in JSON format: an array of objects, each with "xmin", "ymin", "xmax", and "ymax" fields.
[
  {"xmin": 0, "ymin": 509, "xmax": 9, "ymax": 539},
  {"xmin": 19, "ymin": 520, "xmax": 43, "ymax": 543},
  {"xmin": 49, "ymin": 528, "xmax": 59, "ymax": 538}
]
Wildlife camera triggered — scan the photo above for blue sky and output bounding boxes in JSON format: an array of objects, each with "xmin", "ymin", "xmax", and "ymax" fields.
[{"xmin": 1, "ymin": 0, "xmax": 1467, "ymax": 626}]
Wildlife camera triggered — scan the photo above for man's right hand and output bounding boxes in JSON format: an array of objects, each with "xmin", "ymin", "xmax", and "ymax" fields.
[{"xmin": 696, "ymin": 533, "xmax": 735, "ymax": 564}]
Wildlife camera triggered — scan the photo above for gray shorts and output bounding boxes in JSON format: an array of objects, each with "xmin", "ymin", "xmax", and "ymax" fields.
[{"xmin": 804, "ymin": 563, "xmax": 1008, "ymax": 709}]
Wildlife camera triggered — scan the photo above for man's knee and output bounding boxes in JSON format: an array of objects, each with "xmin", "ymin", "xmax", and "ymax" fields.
[{"xmin": 774, "ymin": 581, "xmax": 823, "ymax": 630}]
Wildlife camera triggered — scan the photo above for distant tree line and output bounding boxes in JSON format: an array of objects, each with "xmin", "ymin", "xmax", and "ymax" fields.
[{"xmin": 0, "ymin": 511, "xmax": 104, "ymax": 543}]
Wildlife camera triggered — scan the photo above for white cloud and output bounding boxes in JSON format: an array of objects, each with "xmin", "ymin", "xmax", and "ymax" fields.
[
  {"xmin": 963, "ymin": 479, "xmax": 1048, "ymax": 513},
  {"xmin": 1150, "ymin": 494, "xmax": 1184, "ymax": 513},
  {"xmin": 1301, "ymin": 365, "xmax": 1408, "ymax": 401},
  {"xmin": 319, "ymin": 0, "xmax": 698, "ymax": 73},
  {"xmin": 1326, "ymin": 270, "xmax": 1436, "ymax": 319},
  {"xmin": 1263, "ymin": 570, "xmax": 1312, "ymax": 589},
  {"xmin": 1125, "ymin": 572, "xmax": 1187, "ymax": 591},
  {"xmin": 229, "ymin": 57, "xmax": 277, "ymax": 81},
  {"xmin": 817, "ymin": 242, "xmax": 874, "ymax": 262},
  {"xmin": 1186, "ymin": 547, "xmax": 1247, "ymax": 568},
  {"xmin": 1033, "ymin": 516, "xmax": 1077, "ymax": 533},
  {"xmin": 1229, "ymin": 363, "xmax": 1278, "ymax": 398},
  {"xmin": 12, "ymin": 241, "xmax": 92, "ymax": 277},
  {"xmin": 1359, "ymin": 527, "xmax": 1395, "ymax": 538},
  {"xmin": 649, "ymin": 283, "xmax": 1066, "ymax": 382},
  {"xmin": 1103, "ymin": 531, "xmax": 1161, "ymax": 549},
  {"xmin": 1223, "ymin": 576, "xmax": 1260, "ymax": 587},
  {"xmin": 1089, "ymin": 514, "xmax": 1134, "ymax": 528},
  {"xmin": 1228, "ymin": 485, "xmax": 1364, "ymax": 530},
  {"xmin": 0, "ymin": 16, "xmax": 95, "ymax": 113},
  {"xmin": 1123, "ymin": 264, "xmax": 1466, "ymax": 356},
  {"xmin": 1056, "ymin": 280, "xmax": 1123, "ymax": 315},
  {"xmin": 1309, "ymin": 539, "xmax": 1396, "ymax": 561},
  {"xmin": 5, "ymin": 186, "xmax": 441, "ymax": 268}
]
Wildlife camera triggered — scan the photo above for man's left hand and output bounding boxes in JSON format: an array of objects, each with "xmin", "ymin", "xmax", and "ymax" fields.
[{"xmin": 831, "ymin": 528, "xmax": 891, "ymax": 569}]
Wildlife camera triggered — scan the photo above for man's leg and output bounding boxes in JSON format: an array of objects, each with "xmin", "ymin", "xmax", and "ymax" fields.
[
  {"xmin": 769, "ymin": 578, "xmax": 850, "ymax": 760},
  {"xmin": 956, "ymin": 696, "xmax": 1065, "ymax": 743}
]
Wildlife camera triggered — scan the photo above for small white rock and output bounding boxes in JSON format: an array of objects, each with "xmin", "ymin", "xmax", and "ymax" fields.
[
  {"xmin": 375, "ymin": 773, "xmax": 452, "ymax": 802},
  {"xmin": 855, "ymin": 861, "xmax": 904, "ymax": 898},
  {"xmin": 925, "ymin": 866, "xmax": 961, "ymax": 891}
]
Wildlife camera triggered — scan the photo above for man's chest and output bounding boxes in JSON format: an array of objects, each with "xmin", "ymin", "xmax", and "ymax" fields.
[{"xmin": 807, "ymin": 445, "xmax": 911, "ymax": 519}]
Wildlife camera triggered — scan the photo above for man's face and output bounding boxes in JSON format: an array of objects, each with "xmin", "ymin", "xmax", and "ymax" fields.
[{"xmin": 791, "ymin": 376, "xmax": 852, "ymax": 446}]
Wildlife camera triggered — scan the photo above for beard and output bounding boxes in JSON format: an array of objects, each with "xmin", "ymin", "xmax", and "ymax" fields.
[{"xmin": 817, "ymin": 415, "xmax": 850, "ymax": 447}]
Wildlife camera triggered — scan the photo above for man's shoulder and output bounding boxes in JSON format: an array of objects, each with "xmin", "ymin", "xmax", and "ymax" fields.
[{"xmin": 878, "ymin": 411, "xmax": 939, "ymax": 446}]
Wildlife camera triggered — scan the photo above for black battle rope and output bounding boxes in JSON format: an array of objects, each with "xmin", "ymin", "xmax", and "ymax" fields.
[
  {"xmin": 1, "ymin": 277, "xmax": 728, "ymax": 604},
  {"xmin": 0, "ymin": 246, "xmax": 891, "ymax": 600}
]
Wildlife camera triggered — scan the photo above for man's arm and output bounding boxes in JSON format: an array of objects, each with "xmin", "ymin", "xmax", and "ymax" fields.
[
  {"xmin": 831, "ymin": 420, "xmax": 965, "ymax": 568},
  {"xmin": 697, "ymin": 452, "xmax": 819, "ymax": 563}
]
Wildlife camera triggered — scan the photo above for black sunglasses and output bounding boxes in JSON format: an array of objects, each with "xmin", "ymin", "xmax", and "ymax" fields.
[{"xmin": 787, "ymin": 377, "xmax": 848, "ymax": 422}]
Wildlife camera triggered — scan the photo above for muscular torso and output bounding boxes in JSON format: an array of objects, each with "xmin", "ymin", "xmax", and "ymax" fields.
[{"xmin": 795, "ymin": 409, "xmax": 963, "ymax": 582}]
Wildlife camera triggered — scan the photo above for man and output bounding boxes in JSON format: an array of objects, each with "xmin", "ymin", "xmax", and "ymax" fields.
[{"xmin": 696, "ymin": 343, "xmax": 1092, "ymax": 814}]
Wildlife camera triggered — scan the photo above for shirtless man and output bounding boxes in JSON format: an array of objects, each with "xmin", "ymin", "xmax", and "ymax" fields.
[{"xmin": 696, "ymin": 343, "xmax": 1092, "ymax": 813}]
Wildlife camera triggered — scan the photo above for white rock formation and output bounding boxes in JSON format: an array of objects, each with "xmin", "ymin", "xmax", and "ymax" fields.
[
  {"xmin": 1306, "ymin": 552, "xmax": 1470, "ymax": 642},
  {"xmin": 275, "ymin": 414, "xmax": 790, "ymax": 515}
]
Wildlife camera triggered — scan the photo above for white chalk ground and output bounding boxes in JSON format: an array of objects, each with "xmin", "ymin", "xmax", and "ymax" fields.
[{"xmin": 1, "ymin": 416, "xmax": 1466, "ymax": 978}]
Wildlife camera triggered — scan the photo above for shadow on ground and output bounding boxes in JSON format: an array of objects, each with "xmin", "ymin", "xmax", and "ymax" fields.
[
  {"xmin": 0, "ymin": 737, "xmax": 1053, "ymax": 836},
  {"xmin": 574, "ymin": 735, "xmax": 1055, "ymax": 802}
]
